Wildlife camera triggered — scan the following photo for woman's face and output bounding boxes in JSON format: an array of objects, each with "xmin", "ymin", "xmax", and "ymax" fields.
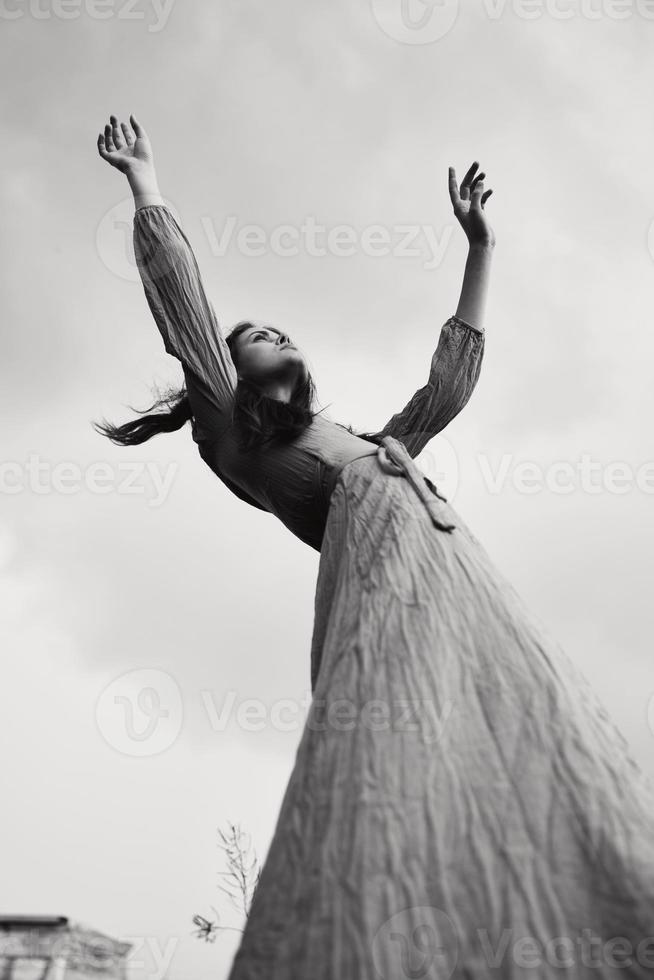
[{"xmin": 234, "ymin": 325, "xmax": 308, "ymax": 388}]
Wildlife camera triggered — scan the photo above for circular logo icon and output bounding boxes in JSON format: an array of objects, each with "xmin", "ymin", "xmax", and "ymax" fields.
[
  {"xmin": 372, "ymin": 905, "xmax": 458, "ymax": 979},
  {"xmin": 95, "ymin": 196, "xmax": 181, "ymax": 282},
  {"xmin": 370, "ymin": 0, "xmax": 459, "ymax": 44},
  {"xmin": 417, "ymin": 433, "xmax": 460, "ymax": 503},
  {"xmin": 95, "ymin": 668, "xmax": 183, "ymax": 757}
]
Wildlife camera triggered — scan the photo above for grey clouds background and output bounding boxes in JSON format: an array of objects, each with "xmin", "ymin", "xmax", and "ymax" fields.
[{"xmin": 1, "ymin": 2, "xmax": 654, "ymax": 978}]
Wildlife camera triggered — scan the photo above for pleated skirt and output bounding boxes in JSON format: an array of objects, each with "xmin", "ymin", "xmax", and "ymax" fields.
[{"xmin": 227, "ymin": 452, "xmax": 654, "ymax": 980}]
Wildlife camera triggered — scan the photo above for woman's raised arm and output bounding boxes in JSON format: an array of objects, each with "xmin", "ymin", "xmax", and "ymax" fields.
[
  {"xmin": 97, "ymin": 114, "xmax": 237, "ymax": 419},
  {"xmin": 368, "ymin": 162, "xmax": 494, "ymax": 457},
  {"xmin": 448, "ymin": 160, "xmax": 495, "ymax": 331}
]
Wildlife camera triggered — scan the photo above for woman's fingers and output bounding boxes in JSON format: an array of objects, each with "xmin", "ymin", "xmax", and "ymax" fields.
[
  {"xmin": 104, "ymin": 122, "xmax": 115, "ymax": 153},
  {"xmin": 110, "ymin": 115, "xmax": 125, "ymax": 150},
  {"xmin": 470, "ymin": 179, "xmax": 485, "ymax": 210},
  {"xmin": 97, "ymin": 113, "xmax": 146, "ymax": 166},
  {"xmin": 470, "ymin": 171, "xmax": 485, "ymax": 194},
  {"xmin": 121, "ymin": 121, "xmax": 135, "ymax": 147},
  {"xmin": 130, "ymin": 114, "xmax": 146, "ymax": 140},
  {"xmin": 448, "ymin": 166, "xmax": 461, "ymax": 207},
  {"xmin": 459, "ymin": 160, "xmax": 479, "ymax": 200},
  {"xmin": 451, "ymin": 161, "xmax": 493, "ymax": 213},
  {"xmin": 97, "ymin": 132, "xmax": 109, "ymax": 160}
]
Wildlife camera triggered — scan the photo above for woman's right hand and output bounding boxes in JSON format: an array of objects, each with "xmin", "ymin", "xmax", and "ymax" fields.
[
  {"xmin": 448, "ymin": 161, "xmax": 495, "ymax": 249},
  {"xmin": 97, "ymin": 114, "xmax": 155, "ymax": 179}
]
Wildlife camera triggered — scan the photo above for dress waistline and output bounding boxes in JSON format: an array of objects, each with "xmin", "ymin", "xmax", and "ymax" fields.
[{"xmin": 377, "ymin": 436, "xmax": 456, "ymax": 534}]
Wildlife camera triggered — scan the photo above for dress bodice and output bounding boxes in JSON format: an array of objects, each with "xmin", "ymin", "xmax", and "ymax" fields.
[{"xmin": 195, "ymin": 412, "xmax": 379, "ymax": 551}]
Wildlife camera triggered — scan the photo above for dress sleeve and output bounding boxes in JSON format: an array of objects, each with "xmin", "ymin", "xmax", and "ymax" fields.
[
  {"xmin": 369, "ymin": 315, "xmax": 485, "ymax": 458},
  {"xmin": 132, "ymin": 205, "xmax": 237, "ymax": 419}
]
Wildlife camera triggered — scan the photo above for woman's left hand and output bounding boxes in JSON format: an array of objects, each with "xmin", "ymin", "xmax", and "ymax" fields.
[
  {"xmin": 97, "ymin": 114, "xmax": 155, "ymax": 179},
  {"xmin": 448, "ymin": 161, "xmax": 495, "ymax": 248}
]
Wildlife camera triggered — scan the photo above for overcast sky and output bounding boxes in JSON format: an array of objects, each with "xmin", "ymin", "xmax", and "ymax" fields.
[{"xmin": 2, "ymin": 2, "xmax": 654, "ymax": 978}]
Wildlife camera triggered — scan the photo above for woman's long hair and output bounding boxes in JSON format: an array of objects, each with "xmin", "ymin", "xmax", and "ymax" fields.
[{"xmin": 94, "ymin": 320, "xmax": 382, "ymax": 451}]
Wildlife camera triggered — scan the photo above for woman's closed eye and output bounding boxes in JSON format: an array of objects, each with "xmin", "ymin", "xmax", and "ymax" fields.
[{"xmin": 252, "ymin": 331, "xmax": 287, "ymax": 344}]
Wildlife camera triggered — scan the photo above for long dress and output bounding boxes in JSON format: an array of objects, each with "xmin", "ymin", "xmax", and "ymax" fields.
[{"xmin": 132, "ymin": 206, "xmax": 654, "ymax": 980}]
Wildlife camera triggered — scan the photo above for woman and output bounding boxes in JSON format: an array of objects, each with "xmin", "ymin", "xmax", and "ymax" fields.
[{"xmin": 97, "ymin": 116, "xmax": 654, "ymax": 979}]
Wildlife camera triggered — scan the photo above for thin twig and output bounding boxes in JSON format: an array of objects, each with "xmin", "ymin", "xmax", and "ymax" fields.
[
  {"xmin": 192, "ymin": 821, "xmax": 263, "ymax": 944},
  {"xmin": 216, "ymin": 822, "xmax": 262, "ymax": 918}
]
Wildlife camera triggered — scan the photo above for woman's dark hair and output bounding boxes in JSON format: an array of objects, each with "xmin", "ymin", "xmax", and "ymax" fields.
[{"xmin": 94, "ymin": 320, "xmax": 382, "ymax": 451}]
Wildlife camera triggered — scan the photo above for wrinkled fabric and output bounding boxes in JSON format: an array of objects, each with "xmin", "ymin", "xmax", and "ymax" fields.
[
  {"xmin": 130, "ymin": 204, "xmax": 654, "ymax": 978},
  {"xmin": 132, "ymin": 204, "xmax": 485, "ymax": 551},
  {"xmin": 227, "ymin": 454, "xmax": 654, "ymax": 980}
]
